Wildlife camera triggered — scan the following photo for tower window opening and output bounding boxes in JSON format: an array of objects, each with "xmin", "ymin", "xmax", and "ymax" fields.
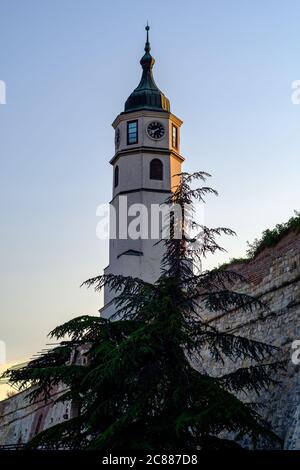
[
  {"xmin": 172, "ymin": 125, "xmax": 178, "ymax": 149},
  {"xmin": 127, "ymin": 120, "xmax": 138, "ymax": 145},
  {"xmin": 114, "ymin": 165, "xmax": 119, "ymax": 187},
  {"xmin": 150, "ymin": 158, "xmax": 163, "ymax": 180}
]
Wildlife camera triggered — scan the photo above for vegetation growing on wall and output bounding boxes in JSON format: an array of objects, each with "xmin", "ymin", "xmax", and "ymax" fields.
[
  {"xmin": 247, "ymin": 211, "xmax": 300, "ymax": 257},
  {"xmin": 217, "ymin": 211, "xmax": 300, "ymax": 271}
]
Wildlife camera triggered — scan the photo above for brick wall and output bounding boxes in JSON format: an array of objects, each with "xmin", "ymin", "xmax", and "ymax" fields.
[{"xmin": 202, "ymin": 230, "xmax": 300, "ymax": 449}]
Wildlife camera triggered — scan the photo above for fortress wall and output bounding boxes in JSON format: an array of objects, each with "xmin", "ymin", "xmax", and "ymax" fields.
[
  {"xmin": 202, "ymin": 230, "xmax": 300, "ymax": 449},
  {"xmin": 0, "ymin": 386, "xmax": 70, "ymax": 446}
]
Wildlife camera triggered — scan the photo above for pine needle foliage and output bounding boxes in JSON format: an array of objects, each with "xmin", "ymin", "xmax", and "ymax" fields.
[{"xmin": 3, "ymin": 172, "xmax": 282, "ymax": 450}]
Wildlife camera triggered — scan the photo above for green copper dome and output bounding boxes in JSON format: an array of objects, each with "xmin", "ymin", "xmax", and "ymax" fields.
[{"xmin": 124, "ymin": 25, "xmax": 170, "ymax": 114}]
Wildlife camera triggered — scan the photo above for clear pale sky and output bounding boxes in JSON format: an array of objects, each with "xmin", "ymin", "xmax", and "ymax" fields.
[{"xmin": 0, "ymin": 0, "xmax": 299, "ymax": 394}]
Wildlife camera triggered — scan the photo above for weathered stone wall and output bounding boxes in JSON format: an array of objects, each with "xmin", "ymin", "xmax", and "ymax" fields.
[
  {"xmin": 202, "ymin": 230, "xmax": 300, "ymax": 449},
  {"xmin": 0, "ymin": 386, "xmax": 70, "ymax": 446},
  {"xmin": 0, "ymin": 345, "xmax": 89, "ymax": 447}
]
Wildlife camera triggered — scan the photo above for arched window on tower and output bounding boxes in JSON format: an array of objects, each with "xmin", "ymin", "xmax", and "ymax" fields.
[
  {"xmin": 114, "ymin": 165, "xmax": 119, "ymax": 187},
  {"xmin": 150, "ymin": 159, "xmax": 163, "ymax": 181}
]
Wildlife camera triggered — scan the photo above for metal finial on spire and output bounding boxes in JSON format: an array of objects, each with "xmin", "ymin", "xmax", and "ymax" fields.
[{"xmin": 145, "ymin": 22, "xmax": 150, "ymax": 53}]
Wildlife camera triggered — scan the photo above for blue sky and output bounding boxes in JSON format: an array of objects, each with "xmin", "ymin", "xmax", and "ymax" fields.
[{"xmin": 0, "ymin": 0, "xmax": 299, "ymax": 375}]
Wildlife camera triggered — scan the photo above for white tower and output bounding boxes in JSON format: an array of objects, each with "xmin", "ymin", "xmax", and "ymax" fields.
[{"xmin": 101, "ymin": 26, "xmax": 184, "ymax": 318}]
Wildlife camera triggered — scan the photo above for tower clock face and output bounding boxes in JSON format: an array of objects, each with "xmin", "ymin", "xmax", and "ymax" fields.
[
  {"xmin": 147, "ymin": 121, "xmax": 165, "ymax": 140},
  {"xmin": 115, "ymin": 128, "xmax": 121, "ymax": 148}
]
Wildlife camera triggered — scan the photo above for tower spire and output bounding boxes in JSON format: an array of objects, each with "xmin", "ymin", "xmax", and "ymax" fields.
[
  {"xmin": 140, "ymin": 22, "xmax": 154, "ymax": 72},
  {"xmin": 123, "ymin": 24, "xmax": 170, "ymax": 113},
  {"xmin": 145, "ymin": 22, "xmax": 150, "ymax": 53}
]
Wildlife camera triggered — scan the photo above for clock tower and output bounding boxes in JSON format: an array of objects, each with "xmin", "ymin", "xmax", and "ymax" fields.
[{"xmin": 101, "ymin": 25, "xmax": 184, "ymax": 318}]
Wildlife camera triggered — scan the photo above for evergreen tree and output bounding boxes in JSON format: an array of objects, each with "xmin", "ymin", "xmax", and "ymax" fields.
[{"xmin": 3, "ymin": 172, "xmax": 282, "ymax": 450}]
